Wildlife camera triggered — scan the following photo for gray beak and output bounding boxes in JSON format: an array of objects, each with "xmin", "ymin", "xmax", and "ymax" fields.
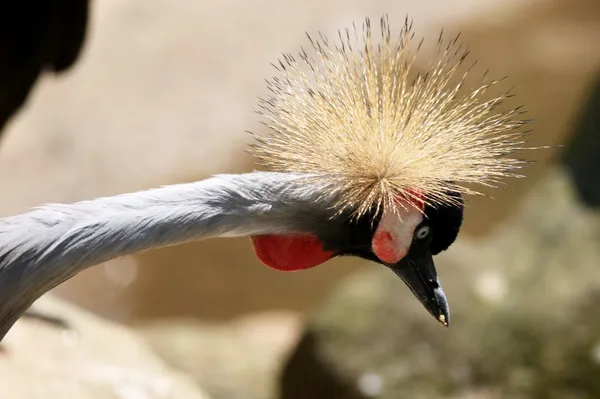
[{"xmin": 388, "ymin": 250, "xmax": 450, "ymax": 327}]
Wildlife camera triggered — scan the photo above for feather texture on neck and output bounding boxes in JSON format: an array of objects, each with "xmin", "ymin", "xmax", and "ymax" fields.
[{"xmin": 0, "ymin": 172, "xmax": 333, "ymax": 340}]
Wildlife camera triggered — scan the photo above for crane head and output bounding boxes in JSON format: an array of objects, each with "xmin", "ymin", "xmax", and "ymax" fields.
[
  {"xmin": 251, "ymin": 189, "xmax": 462, "ymax": 327},
  {"xmin": 248, "ymin": 15, "xmax": 534, "ymax": 326}
]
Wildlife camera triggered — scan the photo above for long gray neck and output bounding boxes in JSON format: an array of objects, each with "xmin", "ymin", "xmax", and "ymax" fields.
[{"xmin": 0, "ymin": 172, "xmax": 333, "ymax": 340}]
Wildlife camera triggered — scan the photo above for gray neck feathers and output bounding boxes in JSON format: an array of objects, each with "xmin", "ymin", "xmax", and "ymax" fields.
[{"xmin": 0, "ymin": 172, "xmax": 333, "ymax": 340}]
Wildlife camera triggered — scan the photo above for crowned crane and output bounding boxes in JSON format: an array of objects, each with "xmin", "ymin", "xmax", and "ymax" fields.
[{"xmin": 0, "ymin": 16, "xmax": 531, "ymax": 341}]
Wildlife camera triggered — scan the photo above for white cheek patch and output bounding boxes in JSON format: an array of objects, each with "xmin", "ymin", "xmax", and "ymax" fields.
[{"xmin": 371, "ymin": 206, "xmax": 424, "ymax": 264}]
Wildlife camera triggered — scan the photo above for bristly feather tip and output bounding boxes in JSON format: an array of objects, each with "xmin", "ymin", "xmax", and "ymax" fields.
[{"xmin": 248, "ymin": 15, "xmax": 533, "ymax": 219}]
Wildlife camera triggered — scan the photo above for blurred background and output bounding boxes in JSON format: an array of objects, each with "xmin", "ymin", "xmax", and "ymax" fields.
[{"xmin": 0, "ymin": 0, "xmax": 599, "ymax": 398}]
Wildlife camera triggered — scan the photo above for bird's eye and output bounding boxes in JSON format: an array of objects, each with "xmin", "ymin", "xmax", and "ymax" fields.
[{"xmin": 415, "ymin": 225, "xmax": 430, "ymax": 240}]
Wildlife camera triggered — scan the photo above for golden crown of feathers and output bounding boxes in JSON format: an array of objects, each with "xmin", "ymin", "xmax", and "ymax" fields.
[{"xmin": 248, "ymin": 15, "xmax": 532, "ymax": 219}]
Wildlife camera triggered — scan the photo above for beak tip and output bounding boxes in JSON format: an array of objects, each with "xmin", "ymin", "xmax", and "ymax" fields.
[
  {"xmin": 438, "ymin": 313, "xmax": 449, "ymax": 327},
  {"xmin": 433, "ymin": 287, "xmax": 450, "ymax": 327},
  {"xmin": 388, "ymin": 257, "xmax": 451, "ymax": 328}
]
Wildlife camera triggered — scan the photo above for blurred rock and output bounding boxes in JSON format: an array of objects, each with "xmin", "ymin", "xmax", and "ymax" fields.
[
  {"xmin": 0, "ymin": 295, "xmax": 212, "ymax": 399},
  {"xmin": 138, "ymin": 312, "xmax": 303, "ymax": 399},
  {"xmin": 563, "ymin": 70, "xmax": 600, "ymax": 208}
]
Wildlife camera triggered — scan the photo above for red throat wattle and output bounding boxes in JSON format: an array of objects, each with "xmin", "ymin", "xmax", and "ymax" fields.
[{"xmin": 251, "ymin": 235, "xmax": 335, "ymax": 272}]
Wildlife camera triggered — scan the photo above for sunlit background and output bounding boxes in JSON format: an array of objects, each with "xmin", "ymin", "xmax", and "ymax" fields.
[{"xmin": 0, "ymin": 1, "xmax": 599, "ymax": 398}]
